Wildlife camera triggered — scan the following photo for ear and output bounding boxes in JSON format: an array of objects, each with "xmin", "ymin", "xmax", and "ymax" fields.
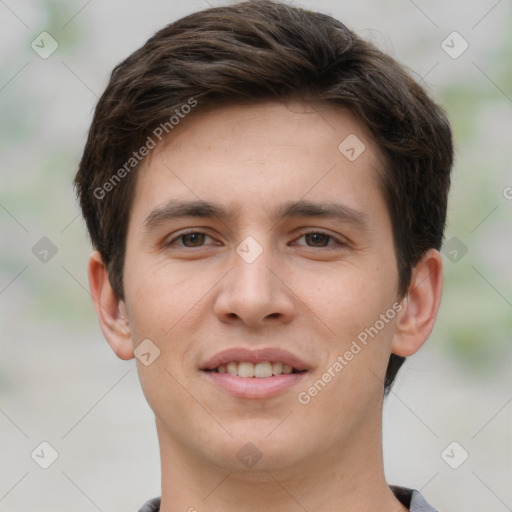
[
  {"xmin": 88, "ymin": 250, "xmax": 134, "ymax": 360},
  {"xmin": 391, "ymin": 249, "xmax": 443, "ymax": 357}
]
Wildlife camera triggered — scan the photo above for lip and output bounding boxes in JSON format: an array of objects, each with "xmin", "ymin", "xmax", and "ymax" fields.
[
  {"xmin": 200, "ymin": 347, "xmax": 310, "ymax": 400},
  {"xmin": 203, "ymin": 371, "xmax": 307, "ymax": 399},
  {"xmin": 200, "ymin": 347, "xmax": 309, "ymax": 372}
]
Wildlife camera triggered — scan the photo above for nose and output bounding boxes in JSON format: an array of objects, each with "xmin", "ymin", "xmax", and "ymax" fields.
[{"xmin": 213, "ymin": 241, "xmax": 296, "ymax": 328}]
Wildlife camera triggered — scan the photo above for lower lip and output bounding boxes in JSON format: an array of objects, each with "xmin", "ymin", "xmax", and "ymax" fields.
[{"xmin": 202, "ymin": 371, "xmax": 307, "ymax": 399}]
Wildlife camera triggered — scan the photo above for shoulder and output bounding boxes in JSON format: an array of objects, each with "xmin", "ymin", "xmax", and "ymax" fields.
[
  {"xmin": 138, "ymin": 490, "xmax": 441, "ymax": 512},
  {"xmin": 137, "ymin": 497, "xmax": 161, "ymax": 512},
  {"xmin": 391, "ymin": 485, "xmax": 440, "ymax": 512}
]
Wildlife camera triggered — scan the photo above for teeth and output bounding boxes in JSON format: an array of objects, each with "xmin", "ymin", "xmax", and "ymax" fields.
[
  {"xmin": 238, "ymin": 362, "xmax": 255, "ymax": 378},
  {"xmin": 214, "ymin": 361, "xmax": 298, "ymax": 377},
  {"xmin": 254, "ymin": 362, "xmax": 272, "ymax": 378},
  {"xmin": 272, "ymin": 362, "xmax": 283, "ymax": 375}
]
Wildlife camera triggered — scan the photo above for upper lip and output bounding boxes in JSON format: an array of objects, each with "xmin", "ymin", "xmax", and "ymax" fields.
[{"xmin": 201, "ymin": 347, "xmax": 309, "ymax": 372}]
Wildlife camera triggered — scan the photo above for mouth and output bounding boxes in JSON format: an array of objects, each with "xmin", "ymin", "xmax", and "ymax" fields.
[
  {"xmin": 204, "ymin": 361, "xmax": 306, "ymax": 377},
  {"xmin": 200, "ymin": 348, "xmax": 309, "ymax": 399}
]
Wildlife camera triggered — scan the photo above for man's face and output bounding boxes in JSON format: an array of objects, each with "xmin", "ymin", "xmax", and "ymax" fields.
[{"xmin": 122, "ymin": 100, "xmax": 401, "ymax": 470}]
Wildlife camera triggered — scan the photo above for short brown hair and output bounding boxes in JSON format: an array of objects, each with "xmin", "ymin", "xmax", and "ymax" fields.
[{"xmin": 74, "ymin": 0, "xmax": 453, "ymax": 394}]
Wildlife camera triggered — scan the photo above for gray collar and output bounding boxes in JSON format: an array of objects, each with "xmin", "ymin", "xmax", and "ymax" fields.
[{"xmin": 137, "ymin": 486, "xmax": 440, "ymax": 511}]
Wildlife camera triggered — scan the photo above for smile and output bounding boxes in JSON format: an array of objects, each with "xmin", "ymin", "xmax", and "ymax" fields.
[
  {"xmin": 201, "ymin": 347, "xmax": 310, "ymax": 399},
  {"xmin": 208, "ymin": 361, "xmax": 304, "ymax": 378}
]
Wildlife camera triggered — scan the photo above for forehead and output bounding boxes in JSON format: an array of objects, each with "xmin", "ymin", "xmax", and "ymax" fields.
[{"xmin": 130, "ymin": 100, "xmax": 386, "ymax": 226}]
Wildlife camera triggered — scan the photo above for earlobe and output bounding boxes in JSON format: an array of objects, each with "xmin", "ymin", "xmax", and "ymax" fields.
[
  {"xmin": 391, "ymin": 249, "xmax": 443, "ymax": 357},
  {"xmin": 88, "ymin": 251, "xmax": 134, "ymax": 360}
]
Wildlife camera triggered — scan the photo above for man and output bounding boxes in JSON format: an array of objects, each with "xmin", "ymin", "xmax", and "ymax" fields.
[{"xmin": 74, "ymin": 1, "xmax": 453, "ymax": 510}]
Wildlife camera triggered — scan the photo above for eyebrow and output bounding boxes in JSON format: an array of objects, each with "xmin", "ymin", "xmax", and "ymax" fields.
[{"xmin": 143, "ymin": 198, "xmax": 368, "ymax": 231}]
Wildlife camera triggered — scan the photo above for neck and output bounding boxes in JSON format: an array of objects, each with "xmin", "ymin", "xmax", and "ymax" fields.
[{"xmin": 156, "ymin": 405, "xmax": 408, "ymax": 512}]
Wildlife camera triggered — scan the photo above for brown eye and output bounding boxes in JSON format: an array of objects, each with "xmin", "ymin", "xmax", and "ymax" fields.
[
  {"xmin": 180, "ymin": 232, "xmax": 206, "ymax": 247},
  {"xmin": 165, "ymin": 230, "xmax": 220, "ymax": 250},
  {"xmin": 304, "ymin": 232, "xmax": 331, "ymax": 247},
  {"xmin": 292, "ymin": 230, "xmax": 347, "ymax": 250}
]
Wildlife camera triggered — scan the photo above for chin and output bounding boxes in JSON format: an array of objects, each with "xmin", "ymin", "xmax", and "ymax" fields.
[{"xmin": 203, "ymin": 428, "xmax": 310, "ymax": 473}]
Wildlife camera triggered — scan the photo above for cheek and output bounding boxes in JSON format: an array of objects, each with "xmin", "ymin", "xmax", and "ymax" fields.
[
  {"xmin": 124, "ymin": 265, "xmax": 206, "ymax": 418},
  {"xmin": 297, "ymin": 313, "xmax": 398, "ymax": 434},
  {"xmin": 294, "ymin": 261, "xmax": 400, "ymax": 397},
  {"xmin": 292, "ymin": 261, "xmax": 398, "ymax": 338},
  {"xmin": 124, "ymin": 259, "xmax": 208, "ymax": 341}
]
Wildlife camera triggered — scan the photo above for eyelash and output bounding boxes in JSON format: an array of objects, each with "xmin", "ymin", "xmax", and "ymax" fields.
[{"xmin": 165, "ymin": 229, "xmax": 347, "ymax": 249}]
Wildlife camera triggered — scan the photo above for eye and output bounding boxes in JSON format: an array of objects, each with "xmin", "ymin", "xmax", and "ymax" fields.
[
  {"xmin": 293, "ymin": 231, "xmax": 346, "ymax": 248},
  {"xmin": 166, "ymin": 231, "xmax": 215, "ymax": 248},
  {"xmin": 165, "ymin": 230, "xmax": 346, "ymax": 250}
]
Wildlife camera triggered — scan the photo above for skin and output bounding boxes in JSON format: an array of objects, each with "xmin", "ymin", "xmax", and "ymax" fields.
[{"xmin": 89, "ymin": 100, "xmax": 443, "ymax": 512}]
